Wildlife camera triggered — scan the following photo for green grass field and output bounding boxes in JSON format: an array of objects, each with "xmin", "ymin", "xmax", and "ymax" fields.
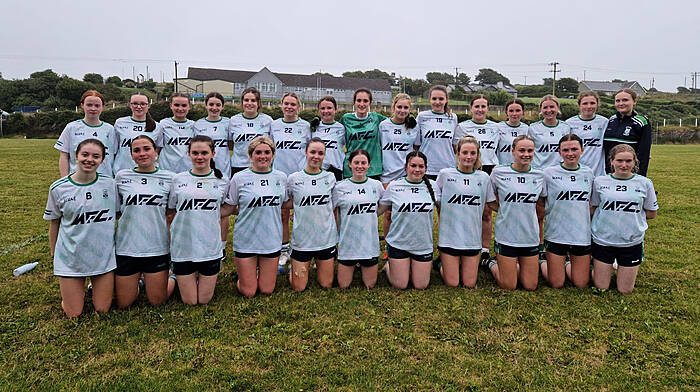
[{"xmin": 0, "ymin": 140, "xmax": 698, "ymax": 390}]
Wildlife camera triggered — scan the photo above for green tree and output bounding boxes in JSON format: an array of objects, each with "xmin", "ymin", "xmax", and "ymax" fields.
[
  {"xmin": 449, "ymin": 85, "xmax": 467, "ymax": 101},
  {"xmin": 96, "ymin": 83, "xmax": 122, "ymax": 102},
  {"xmin": 456, "ymin": 72, "xmax": 471, "ymax": 85},
  {"xmin": 677, "ymin": 86, "xmax": 690, "ymax": 93},
  {"xmin": 475, "ymin": 68, "xmax": 510, "ymax": 85},
  {"xmin": 403, "ymin": 78, "xmax": 430, "ymax": 97},
  {"xmin": 342, "ymin": 69, "xmax": 395, "ymax": 85},
  {"xmin": 56, "ymin": 77, "xmax": 94, "ymax": 104},
  {"xmin": 106, "ymin": 76, "xmax": 123, "ymax": 86},
  {"xmin": 426, "ymin": 72, "xmax": 455, "ymax": 85},
  {"xmin": 543, "ymin": 77, "xmax": 579, "ymax": 96},
  {"xmin": 83, "ymin": 73, "xmax": 104, "ymax": 84}
]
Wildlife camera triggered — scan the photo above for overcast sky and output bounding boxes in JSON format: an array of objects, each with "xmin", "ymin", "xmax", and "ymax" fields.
[{"xmin": 1, "ymin": 0, "xmax": 698, "ymax": 92}]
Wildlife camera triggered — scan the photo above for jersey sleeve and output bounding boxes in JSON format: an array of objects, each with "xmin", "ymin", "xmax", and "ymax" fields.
[
  {"xmin": 43, "ymin": 187, "xmax": 61, "ymax": 220},
  {"xmin": 540, "ymin": 172, "xmax": 549, "ymax": 198},
  {"xmin": 454, "ymin": 123, "xmax": 466, "ymax": 145},
  {"xmin": 167, "ymin": 181, "xmax": 178, "ymax": 209},
  {"xmin": 54, "ymin": 125, "xmax": 71, "ymax": 153},
  {"xmin": 486, "ymin": 173, "xmax": 498, "ymax": 203},
  {"xmin": 379, "ymin": 183, "xmax": 393, "ymax": 205},
  {"xmin": 286, "ymin": 173, "xmax": 295, "ymax": 202},
  {"xmin": 331, "ymin": 183, "xmax": 343, "ymax": 209},
  {"xmin": 414, "ymin": 113, "xmax": 423, "ymax": 146},
  {"xmin": 225, "ymin": 176, "xmax": 239, "ymax": 206},
  {"xmin": 644, "ymin": 178, "xmax": 659, "ymax": 211},
  {"xmin": 637, "ymin": 117, "xmax": 652, "ymax": 176},
  {"xmin": 435, "ymin": 172, "xmax": 444, "ymax": 204},
  {"xmin": 590, "ymin": 178, "xmax": 601, "ymax": 207}
]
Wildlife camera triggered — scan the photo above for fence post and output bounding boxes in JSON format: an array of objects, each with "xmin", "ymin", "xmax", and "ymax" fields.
[
  {"xmin": 680, "ymin": 118, "xmax": 682, "ymax": 127},
  {"xmin": 663, "ymin": 118, "xmax": 666, "ymax": 127}
]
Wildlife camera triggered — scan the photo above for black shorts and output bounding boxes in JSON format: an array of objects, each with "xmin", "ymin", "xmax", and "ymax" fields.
[
  {"xmin": 386, "ymin": 244, "xmax": 433, "ymax": 262},
  {"xmin": 425, "ymin": 174, "xmax": 438, "ymax": 181},
  {"xmin": 172, "ymin": 259, "xmax": 221, "ymax": 276},
  {"xmin": 544, "ymin": 240, "xmax": 591, "ymax": 256},
  {"xmin": 592, "ymin": 241, "xmax": 644, "ymax": 267},
  {"xmin": 234, "ymin": 250, "xmax": 281, "ymax": 259},
  {"xmin": 231, "ymin": 166, "xmax": 247, "ymax": 177},
  {"xmin": 115, "ymin": 254, "xmax": 170, "ymax": 276},
  {"xmin": 327, "ymin": 166, "xmax": 343, "ymax": 182},
  {"xmin": 481, "ymin": 165, "xmax": 495, "ymax": 175},
  {"xmin": 338, "ymin": 257, "xmax": 379, "ymax": 267},
  {"xmin": 438, "ymin": 246, "xmax": 481, "ymax": 257},
  {"xmin": 494, "ymin": 242, "xmax": 540, "ymax": 258},
  {"xmin": 291, "ymin": 246, "xmax": 337, "ymax": 262}
]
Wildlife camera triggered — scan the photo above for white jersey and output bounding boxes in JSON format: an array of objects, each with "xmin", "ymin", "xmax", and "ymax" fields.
[
  {"xmin": 159, "ymin": 117, "xmax": 194, "ymax": 173},
  {"xmin": 115, "ymin": 168, "xmax": 174, "ymax": 257},
  {"xmin": 566, "ymin": 115, "xmax": 608, "ymax": 176},
  {"xmin": 415, "ymin": 111, "xmax": 459, "ymax": 175},
  {"xmin": 43, "ymin": 174, "xmax": 117, "ymax": 276},
  {"xmin": 167, "ymin": 171, "xmax": 228, "ymax": 262},
  {"xmin": 379, "ymin": 178, "xmax": 436, "ymax": 254},
  {"xmin": 313, "ymin": 121, "xmax": 345, "ymax": 171},
  {"xmin": 113, "ymin": 116, "xmax": 164, "ymax": 173},
  {"xmin": 496, "ymin": 121, "xmax": 529, "ymax": 165},
  {"xmin": 379, "ymin": 118, "xmax": 419, "ymax": 183},
  {"xmin": 228, "ymin": 113, "xmax": 272, "ymax": 168},
  {"xmin": 287, "ymin": 170, "xmax": 338, "ymax": 251},
  {"xmin": 193, "ymin": 117, "xmax": 232, "ymax": 178},
  {"xmin": 542, "ymin": 164, "xmax": 594, "ymax": 246},
  {"xmin": 435, "ymin": 168, "xmax": 491, "ymax": 250},
  {"xmin": 270, "ymin": 118, "xmax": 311, "ymax": 175},
  {"xmin": 225, "ymin": 169, "xmax": 288, "ymax": 254},
  {"xmin": 333, "ymin": 178, "xmax": 384, "ymax": 260},
  {"xmin": 456, "ymin": 119, "xmax": 500, "ymax": 166},
  {"xmin": 487, "ymin": 165, "xmax": 544, "ymax": 247},
  {"xmin": 591, "ymin": 174, "xmax": 658, "ymax": 247},
  {"xmin": 527, "ymin": 120, "xmax": 571, "ymax": 169},
  {"xmin": 54, "ymin": 119, "xmax": 116, "ymax": 177}
]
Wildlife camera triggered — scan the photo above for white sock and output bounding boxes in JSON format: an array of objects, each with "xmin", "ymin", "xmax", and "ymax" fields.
[{"xmin": 482, "ymin": 248, "xmax": 490, "ymax": 254}]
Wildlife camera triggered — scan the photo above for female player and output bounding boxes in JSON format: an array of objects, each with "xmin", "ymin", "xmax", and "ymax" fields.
[
  {"xmin": 159, "ymin": 92, "xmax": 195, "ymax": 174},
  {"xmin": 457, "ymin": 94, "xmax": 500, "ymax": 263},
  {"xmin": 435, "ymin": 136, "xmax": 490, "ymax": 288},
  {"xmin": 415, "ymin": 85, "xmax": 459, "ymax": 180},
  {"xmin": 270, "ymin": 93, "xmax": 311, "ymax": 266},
  {"xmin": 166, "ymin": 135, "xmax": 228, "ymax": 305},
  {"xmin": 378, "ymin": 151, "xmax": 437, "ymax": 290},
  {"xmin": 44, "ymin": 139, "xmax": 116, "ymax": 317},
  {"xmin": 113, "ymin": 92, "xmax": 162, "ymax": 173},
  {"xmin": 333, "ymin": 149, "xmax": 384, "ymax": 289},
  {"xmin": 528, "ymin": 95, "xmax": 572, "ymax": 169},
  {"xmin": 566, "ymin": 91, "xmax": 608, "ymax": 176},
  {"xmin": 591, "ymin": 144, "xmax": 658, "ymax": 293},
  {"xmin": 379, "ymin": 93, "xmax": 418, "ymax": 244},
  {"xmin": 222, "ymin": 136, "xmax": 287, "ymax": 297},
  {"xmin": 55, "ymin": 90, "xmax": 115, "ymax": 177},
  {"xmin": 312, "ymin": 96, "xmax": 345, "ymax": 181},
  {"xmin": 485, "ymin": 135, "xmax": 544, "ymax": 291},
  {"xmin": 284, "ymin": 137, "xmax": 337, "ymax": 291},
  {"xmin": 497, "ymin": 99, "xmax": 529, "ymax": 165},
  {"xmin": 538, "ymin": 134, "xmax": 594, "ymax": 289},
  {"xmin": 114, "ymin": 135, "xmax": 174, "ymax": 307},
  {"xmin": 340, "ymin": 88, "xmax": 387, "ymax": 179},
  {"xmin": 228, "ymin": 87, "xmax": 273, "ymax": 176},
  {"xmin": 604, "ymin": 89, "xmax": 652, "ymax": 176}
]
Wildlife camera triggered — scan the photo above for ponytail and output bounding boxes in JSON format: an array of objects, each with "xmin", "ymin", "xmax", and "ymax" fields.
[
  {"xmin": 423, "ymin": 175, "xmax": 436, "ymax": 204},
  {"xmin": 210, "ymin": 159, "xmax": 223, "ymax": 179},
  {"xmin": 145, "ymin": 112, "xmax": 156, "ymax": 132}
]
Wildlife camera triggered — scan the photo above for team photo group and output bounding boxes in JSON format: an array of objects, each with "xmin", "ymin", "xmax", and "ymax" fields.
[{"xmin": 45, "ymin": 84, "xmax": 658, "ymax": 318}]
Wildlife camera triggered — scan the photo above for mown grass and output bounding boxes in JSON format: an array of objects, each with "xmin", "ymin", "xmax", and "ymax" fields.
[{"xmin": 0, "ymin": 140, "xmax": 698, "ymax": 390}]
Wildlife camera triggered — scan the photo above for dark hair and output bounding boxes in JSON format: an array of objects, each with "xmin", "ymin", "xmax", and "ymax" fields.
[
  {"xmin": 470, "ymin": 94, "xmax": 488, "ymax": 107},
  {"xmin": 558, "ymin": 133, "xmax": 583, "ymax": 149},
  {"xmin": 130, "ymin": 134, "xmax": 157, "ymax": 153},
  {"xmin": 171, "ymin": 92, "xmax": 190, "ymax": 101},
  {"xmin": 348, "ymin": 148, "xmax": 371, "ymax": 164},
  {"xmin": 577, "ymin": 91, "xmax": 599, "ymax": 105},
  {"xmin": 429, "ymin": 85, "xmax": 451, "ymax": 118},
  {"xmin": 318, "ymin": 95, "xmax": 337, "ymax": 109},
  {"xmin": 404, "ymin": 151, "xmax": 436, "ymax": 204},
  {"xmin": 353, "ymin": 88, "xmax": 373, "ymax": 103},
  {"xmin": 504, "ymin": 98, "xmax": 525, "ymax": 112},
  {"xmin": 305, "ymin": 136, "xmax": 326, "ymax": 152},
  {"xmin": 130, "ymin": 92, "xmax": 156, "ymax": 132},
  {"xmin": 205, "ymin": 92, "xmax": 225, "ymax": 105},
  {"xmin": 76, "ymin": 138, "xmax": 106, "ymax": 159},
  {"xmin": 188, "ymin": 134, "xmax": 222, "ymax": 179},
  {"xmin": 241, "ymin": 87, "xmax": 262, "ymax": 111}
]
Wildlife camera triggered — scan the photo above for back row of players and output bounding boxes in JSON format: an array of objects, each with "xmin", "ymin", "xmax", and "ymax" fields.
[{"xmin": 46, "ymin": 87, "xmax": 657, "ymax": 317}]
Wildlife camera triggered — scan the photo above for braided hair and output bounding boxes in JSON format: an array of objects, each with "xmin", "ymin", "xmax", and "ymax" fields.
[{"xmin": 404, "ymin": 151, "xmax": 436, "ymax": 204}]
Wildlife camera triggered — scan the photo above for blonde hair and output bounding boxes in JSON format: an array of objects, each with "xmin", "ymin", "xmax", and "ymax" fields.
[
  {"xmin": 577, "ymin": 91, "xmax": 599, "ymax": 105},
  {"xmin": 281, "ymin": 92, "xmax": 300, "ymax": 106},
  {"xmin": 512, "ymin": 134, "xmax": 535, "ymax": 150},
  {"xmin": 609, "ymin": 144, "xmax": 639, "ymax": 173},
  {"xmin": 247, "ymin": 136, "xmax": 276, "ymax": 158},
  {"xmin": 539, "ymin": 94, "xmax": 560, "ymax": 109},
  {"xmin": 455, "ymin": 136, "xmax": 482, "ymax": 170},
  {"xmin": 392, "ymin": 93, "xmax": 411, "ymax": 111}
]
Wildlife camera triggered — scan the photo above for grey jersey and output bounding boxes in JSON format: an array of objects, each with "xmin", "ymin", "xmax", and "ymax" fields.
[
  {"xmin": 228, "ymin": 113, "xmax": 273, "ymax": 168},
  {"xmin": 591, "ymin": 174, "xmax": 658, "ymax": 246},
  {"xmin": 167, "ymin": 171, "xmax": 228, "ymax": 262},
  {"xmin": 54, "ymin": 119, "xmax": 116, "ymax": 177},
  {"xmin": 379, "ymin": 178, "xmax": 435, "ymax": 254},
  {"xmin": 113, "ymin": 116, "xmax": 164, "ymax": 173},
  {"xmin": 435, "ymin": 168, "xmax": 491, "ymax": 250},
  {"xmin": 527, "ymin": 120, "xmax": 572, "ymax": 169},
  {"xmin": 115, "ymin": 168, "xmax": 174, "ymax": 257},
  {"xmin": 43, "ymin": 174, "xmax": 117, "ymax": 276},
  {"xmin": 333, "ymin": 178, "xmax": 385, "ymax": 260},
  {"xmin": 542, "ymin": 164, "xmax": 594, "ymax": 246},
  {"xmin": 270, "ymin": 118, "xmax": 312, "ymax": 175},
  {"xmin": 287, "ymin": 170, "xmax": 338, "ymax": 251},
  {"xmin": 456, "ymin": 119, "xmax": 500, "ymax": 166},
  {"xmin": 193, "ymin": 117, "xmax": 231, "ymax": 178},
  {"xmin": 379, "ymin": 118, "xmax": 419, "ymax": 183},
  {"xmin": 159, "ymin": 117, "xmax": 194, "ymax": 173},
  {"xmin": 487, "ymin": 165, "xmax": 544, "ymax": 247},
  {"xmin": 415, "ymin": 111, "xmax": 459, "ymax": 175},
  {"xmin": 225, "ymin": 169, "xmax": 288, "ymax": 254},
  {"xmin": 496, "ymin": 121, "xmax": 529, "ymax": 165},
  {"xmin": 566, "ymin": 115, "xmax": 608, "ymax": 176},
  {"xmin": 313, "ymin": 121, "xmax": 346, "ymax": 171}
]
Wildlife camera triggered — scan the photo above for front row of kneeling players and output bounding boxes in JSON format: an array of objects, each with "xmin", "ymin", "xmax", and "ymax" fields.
[{"xmin": 45, "ymin": 132, "xmax": 657, "ymax": 317}]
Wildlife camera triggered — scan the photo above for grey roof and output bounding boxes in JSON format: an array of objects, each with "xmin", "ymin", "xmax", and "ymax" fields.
[
  {"xmin": 580, "ymin": 80, "xmax": 641, "ymax": 92},
  {"xmin": 186, "ymin": 67, "xmax": 391, "ymax": 91}
]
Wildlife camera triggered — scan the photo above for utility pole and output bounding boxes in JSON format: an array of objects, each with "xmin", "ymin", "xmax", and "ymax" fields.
[
  {"xmin": 455, "ymin": 67, "xmax": 459, "ymax": 85},
  {"xmin": 548, "ymin": 61, "xmax": 560, "ymax": 95},
  {"xmin": 583, "ymin": 70, "xmax": 586, "ymax": 81},
  {"xmin": 174, "ymin": 61, "xmax": 179, "ymax": 93}
]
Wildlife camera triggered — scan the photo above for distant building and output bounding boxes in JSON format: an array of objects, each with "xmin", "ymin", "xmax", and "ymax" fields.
[
  {"xmin": 176, "ymin": 67, "xmax": 393, "ymax": 104},
  {"xmin": 578, "ymin": 80, "xmax": 647, "ymax": 97}
]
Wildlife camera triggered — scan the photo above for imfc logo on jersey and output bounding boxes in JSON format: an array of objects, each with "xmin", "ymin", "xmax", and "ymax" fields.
[
  {"xmin": 601, "ymin": 200, "xmax": 640, "ymax": 213},
  {"xmin": 382, "ymin": 142, "xmax": 410, "ymax": 151},
  {"xmin": 178, "ymin": 198, "xmax": 218, "ymax": 211},
  {"xmin": 347, "ymin": 203, "xmax": 377, "ymax": 215},
  {"xmin": 248, "ymin": 195, "xmax": 280, "ymax": 207},
  {"xmin": 538, "ymin": 144, "xmax": 560, "ymax": 153},
  {"xmin": 504, "ymin": 192, "xmax": 538, "ymax": 203},
  {"xmin": 300, "ymin": 195, "xmax": 330, "ymax": 206},
  {"xmin": 125, "ymin": 194, "xmax": 165, "ymax": 206},
  {"xmin": 583, "ymin": 138, "xmax": 601, "ymax": 147},
  {"xmin": 212, "ymin": 139, "xmax": 228, "ymax": 148},
  {"xmin": 397, "ymin": 202, "xmax": 433, "ymax": 213},
  {"xmin": 425, "ymin": 130, "xmax": 452, "ymax": 139},
  {"xmin": 498, "ymin": 145, "xmax": 512, "ymax": 153},
  {"xmin": 447, "ymin": 194, "xmax": 481, "ymax": 206},
  {"xmin": 479, "ymin": 140, "xmax": 495, "ymax": 150},
  {"xmin": 234, "ymin": 134, "xmax": 260, "ymax": 143},
  {"xmin": 321, "ymin": 139, "xmax": 338, "ymax": 149},
  {"xmin": 555, "ymin": 191, "xmax": 589, "ymax": 201},
  {"xmin": 347, "ymin": 131, "xmax": 374, "ymax": 141},
  {"xmin": 167, "ymin": 137, "xmax": 192, "ymax": 146},
  {"xmin": 71, "ymin": 209, "xmax": 113, "ymax": 225},
  {"xmin": 276, "ymin": 141, "xmax": 302, "ymax": 150}
]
